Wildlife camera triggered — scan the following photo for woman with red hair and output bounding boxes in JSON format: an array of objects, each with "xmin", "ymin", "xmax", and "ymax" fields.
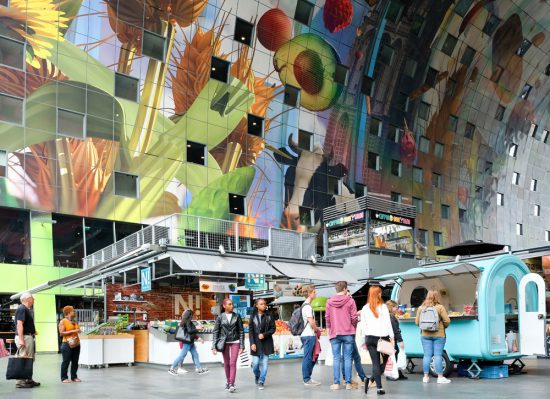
[{"xmin": 360, "ymin": 286, "xmax": 394, "ymax": 395}]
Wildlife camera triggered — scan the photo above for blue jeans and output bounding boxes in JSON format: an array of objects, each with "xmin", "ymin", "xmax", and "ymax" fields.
[
  {"xmin": 301, "ymin": 336, "xmax": 316, "ymax": 382},
  {"xmin": 330, "ymin": 335, "xmax": 354, "ymax": 384},
  {"xmin": 421, "ymin": 337, "xmax": 446, "ymax": 375},
  {"xmin": 171, "ymin": 343, "xmax": 201, "ymax": 370},
  {"xmin": 341, "ymin": 340, "xmax": 366, "ymax": 381},
  {"xmin": 252, "ymin": 354, "xmax": 269, "ymax": 383}
]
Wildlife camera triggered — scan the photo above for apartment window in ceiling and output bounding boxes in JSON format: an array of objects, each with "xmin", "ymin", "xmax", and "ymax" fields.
[
  {"xmin": 327, "ymin": 176, "xmax": 341, "ymax": 195},
  {"xmin": 247, "ymin": 114, "xmax": 264, "ymax": 137},
  {"xmin": 396, "ymin": 92, "xmax": 409, "ymax": 111},
  {"xmin": 283, "ymin": 84, "xmax": 300, "ymax": 107},
  {"xmin": 361, "ymin": 76, "xmax": 375, "ymax": 96},
  {"xmin": 459, "ymin": 208, "xmax": 467, "ymax": 222},
  {"xmin": 0, "ymin": 93, "xmax": 23, "ymax": 125},
  {"xmin": 229, "ymin": 193, "xmax": 246, "ymax": 216},
  {"xmin": 529, "ymin": 123, "xmax": 538, "ymax": 138},
  {"xmin": 497, "ymin": 192, "xmax": 504, "ymax": 206},
  {"xmin": 378, "ymin": 44, "xmax": 394, "ymax": 65},
  {"xmin": 418, "ymin": 101, "xmax": 430, "ymax": 120},
  {"xmin": 485, "ymin": 161, "xmax": 493, "ymax": 174},
  {"xmin": 388, "ymin": 126, "xmax": 402, "ymax": 143},
  {"xmin": 114, "ymin": 172, "xmax": 139, "ymax": 198},
  {"xmin": 425, "ymin": 67, "xmax": 439, "ymax": 87},
  {"xmin": 441, "ymin": 34, "xmax": 458, "ymax": 56},
  {"xmin": 413, "ymin": 166, "xmax": 423, "ymax": 183},
  {"xmin": 368, "ymin": 152, "xmax": 380, "ymax": 171},
  {"xmin": 482, "ymin": 14, "xmax": 500, "ymax": 36},
  {"xmin": 516, "ymin": 39, "xmax": 532, "ymax": 57},
  {"xmin": 57, "ymin": 109, "xmax": 85, "ymax": 139},
  {"xmin": 516, "ymin": 223, "xmax": 523, "ymax": 236},
  {"xmin": 546, "ymin": 64, "xmax": 550, "ymax": 76},
  {"xmin": 412, "ymin": 197, "xmax": 423, "ymax": 213},
  {"xmin": 530, "ymin": 179, "xmax": 538, "ymax": 191},
  {"xmin": 464, "ymin": 122, "xmax": 475, "ymax": 139},
  {"xmin": 0, "ymin": 208, "xmax": 30, "ymax": 262},
  {"xmin": 475, "ymin": 186, "xmax": 483, "ymax": 200},
  {"xmin": 534, "ymin": 204, "xmax": 540, "ymax": 217},
  {"xmin": 334, "ymin": 64, "xmax": 349, "ymax": 85},
  {"xmin": 115, "ymin": 221, "xmax": 142, "ymax": 241},
  {"xmin": 495, "ymin": 104, "xmax": 505, "ymax": 121},
  {"xmin": 508, "ymin": 143, "xmax": 518, "ymax": 157},
  {"xmin": 294, "ymin": 0, "xmax": 314, "ymax": 26},
  {"xmin": 0, "ymin": 149, "xmax": 6, "ymax": 177},
  {"xmin": 391, "ymin": 192, "xmax": 402, "ymax": 203},
  {"xmin": 114, "ymin": 72, "xmax": 139, "ymax": 102},
  {"xmin": 370, "ymin": 118, "xmax": 382, "ymax": 136},
  {"xmin": 298, "ymin": 129, "xmax": 313, "ymax": 152},
  {"xmin": 0, "ymin": 35, "xmax": 24, "ymax": 69},
  {"xmin": 512, "ymin": 172, "xmax": 520, "ymax": 185},
  {"xmin": 520, "ymin": 83, "xmax": 532, "ymax": 100},
  {"xmin": 434, "ymin": 142, "xmax": 444, "ymax": 158},
  {"xmin": 441, "ymin": 204, "xmax": 450, "ymax": 219},
  {"xmin": 210, "ymin": 56, "xmax": 230, "ymax": 83},
  {"xmin": 386, "ymin": 0, "xmax": 404, "ymax": 23},
  {"xmin": 142, "ymin": 30, "xmax": 166, "ymax": 61},
  {"xmin": 446, "ymin": 78, "xmax": 457, "ymax": 97},
  {"xmin": 491, "ymin": 65, "xmax": 504, "ymax": 83},
  {"xmin": 403, "ymin": 58, "xmax": 417, "ymax": 78},
  {"xmin": 186, "ymin": 141, "xmax": 206, "ymax": 166},
  {"xmin": 433, "ymin": 231, "xmax": 443, "ymax": 247},
  {"xmin": 448, "ymin": 114, "xmax": 458, "ymax": 132},
  {"xmin": 419, "ymin": 136, "xmax": 430, "ymax": 153},
  {"xmin": 546, "ymin": 231, "xmax": 550, "ymax": 242},
  {"xmin": 410, "ymin": 14, "xmax": 425, "ymax": 36},
  {"xmin": 432, "ymin": 172, "xmax": 442, "ymax": 188},
  {"xmin": 454, "ymin": 0, "xmax": 473, "ymax": 17},
  {"xmin": 234, "ymin": 17, "xmax": 254, "ymax": 46},
  {"xmin": 461, "ymin": 46, "xmax": 476, "ymax": 66},
  {"xmin": 418, "ymin": 229, "xmax": 428, "ymax": 246},
  {"xmin": 355, "ymin": 183, "xmax": 367, "ymax": 198},
  {"xmin": 299, "ymin": 206, "xmax": 313, "ymax": 226},
  {"xmin": 52, "ymin": 213, "xmax": 83, "ymax": 268},
  {"xmin": 542, "ymin": 130, "xmax": 549, "ymax": 144},
  {"xmin": 84, "ymin": 218, "xmax": 115, "ymax": 257},
  {"xmin": 391, "ymin": 159, "xmax": 402, "ymax": 177}
]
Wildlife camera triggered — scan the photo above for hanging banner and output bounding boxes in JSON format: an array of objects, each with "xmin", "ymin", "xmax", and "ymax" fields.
[
  {"xmin": 141, "ymin": 267, "xmax": 151, "ymax": 292},
  {"xmin": 199, "ymin": 280, "xmax": 238, "ymax": 293},
  {"xmin": 245, "ymin": 273, "xmax": 267, "ymax": 290}
]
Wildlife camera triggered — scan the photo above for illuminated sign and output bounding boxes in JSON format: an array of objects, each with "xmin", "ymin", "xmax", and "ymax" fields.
[
  {"xmin": 370, "ymin": 211, "xmax": 414, "ymax": 227},
  {"xmin": 325, "ymin": 211, "xmax": 365, "ymax": 228}
]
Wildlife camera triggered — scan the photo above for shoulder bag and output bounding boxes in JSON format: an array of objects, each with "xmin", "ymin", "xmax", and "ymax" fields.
[{"xmin": 377, "ymin": 338, "xmax": 395, "ymax": 356}]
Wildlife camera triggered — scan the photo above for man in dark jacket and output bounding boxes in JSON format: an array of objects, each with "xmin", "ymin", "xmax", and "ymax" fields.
[{"xmin": 249, "ymin": 298, "xmax": 275, "ymax": 390}]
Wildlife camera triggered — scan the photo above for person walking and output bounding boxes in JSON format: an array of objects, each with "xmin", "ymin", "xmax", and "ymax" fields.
[
  {"xmin": 300, "ymin": 285, "xmax": 322, "ymax": 387},
  {"xmin": 212, "ymin": 299, "xmax": 245, "ymax": 393},
  {"xmin": 386, "ymin": 300, "xmax": 407, "ymax": 381},
  {"xmin": 249, "ymin": 298, "xmax": 276, "ymax": 390},
  {"xmin": 361, "ymin": 286, "xmax": 394, "ymax": 395},
  {"xmin": 169, "ymin": 309, "xmax": 209, "ymax": 376},
  {"xmin": 325, "ymin": 281, "xmax": 358, "ymax": 390},
  {"xmin": 59, "ymin": 306, "xmax": 82, "ymax": 383},
  {"xmin": 14, "ymin": 292, "xmax": 40, "ymax": 389},
  {"xmin": 415, "ymin": 290, "xmax": 451, "ymax": 384}
]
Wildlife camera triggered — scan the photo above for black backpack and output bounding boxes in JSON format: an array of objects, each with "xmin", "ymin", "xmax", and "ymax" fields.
[{"xmin": 287, "ymin": 303, "xmax": 310, "ymax": 336}]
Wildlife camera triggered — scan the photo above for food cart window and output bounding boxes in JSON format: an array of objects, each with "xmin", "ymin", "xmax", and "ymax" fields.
[
  {"xmin": 525, "ymin": 282, "xmax": 539, "ymax": 312},
  {"xmin": 411, "ymin": 287, "xmax": 428, "ymax": 307}
]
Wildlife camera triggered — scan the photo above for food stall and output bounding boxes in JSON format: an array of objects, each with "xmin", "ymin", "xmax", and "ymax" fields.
[{"xmin": 377, "ymin": 254, "xmax": 547, "ymax": 377}]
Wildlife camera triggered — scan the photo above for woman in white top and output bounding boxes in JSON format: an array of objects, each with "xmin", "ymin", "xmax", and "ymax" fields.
[{"xmin": 360, "ymin": 286, "xmax": 394, "ymax": 395}]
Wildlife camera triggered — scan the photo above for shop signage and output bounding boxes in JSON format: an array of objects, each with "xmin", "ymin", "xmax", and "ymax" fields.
[
  {"xmin": 199, "ymin": 280, "xmax": 238, "ymax": 293},
  {"xmin": 140, "ymin": 267, "xmax": 151, "ymax": 292},
  {"xmin": 325, "ymin": 211, "xmax": 365, "ymax": 229},
  {"xmin": 370, "ymin": 210, "xmax": 414, "ymax": 227},
  {"xmin": 245, "ymin": 273, "xmax": 267, "ymax": 290}
]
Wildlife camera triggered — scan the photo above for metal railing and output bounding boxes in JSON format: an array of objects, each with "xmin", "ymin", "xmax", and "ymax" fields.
[
  {"xmin": 323, "ymin": 195, "xmax": 417, "ymax": 221},
  {"xmin": 83, "ymin": 214, "xmax": 318, "ymax": 269}
]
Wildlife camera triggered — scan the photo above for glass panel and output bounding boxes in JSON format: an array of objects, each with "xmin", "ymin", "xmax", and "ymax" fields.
[
  {"xmin": 115, "ymin": 73, "xmax": 139, "ymax": 102},
  {"xmin": 0, "ymin": 35, "xmax": 24, "ymax": 69},
  {"xmin": 52, "ymin": 213, "xmax": 84, "ymax": 268},
  {"xmin": 0, "ymin": 93, "xmax": 23, "ymax": 124},
  {"xmin": 525, "ymin": 282, "xmax": 539, "ymax": 312},
  {"xmin": 0, "ymin": 207, "xmax": 30, "ymax": 264},
  {"xmin": 58, "ymin": 109, "xmax": 85, "ymax": 139},
  {"xmin": 114, "ymin": 172, "xmax": 139, "ymax": 198},
  {"xmin": 115, "ymin": 221, "xmax": 143, "ymax": 241},
  {"xmin": 85, "ymin": 218, "xmax": 115, "ymax": 256},
  {"xmin": 142, "ymin": 30, "xmax": 166, "ymax": 61}
]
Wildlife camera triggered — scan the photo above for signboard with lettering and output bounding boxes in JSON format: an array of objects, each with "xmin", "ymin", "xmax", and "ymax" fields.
[
  {"xmin": 199, "ymin": 280, "xmax": 238, "ymax": 293},
  {"xmin": 140, "ymin": 267, "xmax": 151, "ymax": 292},
  {"xmin": 325, "ymin": 211, "xmax": 365, "ymax": 228},
  {"xmin": 245, "ymin": 274, "xmax": 267, "ymax": 290},
  {"xmin": 370, "ymin": 211, "xmax": 414, "ymax": 227}
]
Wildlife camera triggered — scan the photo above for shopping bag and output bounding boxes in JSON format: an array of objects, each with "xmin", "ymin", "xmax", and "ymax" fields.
[
  {"xmin": 396, "ymin": 351, "xmax": 407, "ymax": 370},
  {"xmin": 384, "ymin": 354, "xmax": 399, "ymax": 379},
  {"xmin": 5, "ymin": 349, "xmax": 33, "ymax": 380}
]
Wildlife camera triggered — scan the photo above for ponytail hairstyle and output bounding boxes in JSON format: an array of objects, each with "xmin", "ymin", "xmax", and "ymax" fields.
[{"xmin": 367, "ymin": 286, "xmax": 383, "ymax": 318}]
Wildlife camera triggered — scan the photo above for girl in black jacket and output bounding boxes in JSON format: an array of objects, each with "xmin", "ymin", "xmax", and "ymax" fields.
[
  {"xmin": 249, "ymin": 298, "xmax": 276, "ymax": 390},
  {"xmin": 212, "ymin": 299, "xmax": 245, "ymax": 393},
  {"xmin": 386, "ymin": 300, "xmax": 408, "ymax": 380},
  {"xmin": 169, "ymin": 309, "xmax": 208, "ymax": 376}
]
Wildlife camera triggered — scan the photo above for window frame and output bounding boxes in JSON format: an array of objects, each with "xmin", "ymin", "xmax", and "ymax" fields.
[{"xmin": 114, "ymin": 171, "xmax": 140, "ymax": 198}]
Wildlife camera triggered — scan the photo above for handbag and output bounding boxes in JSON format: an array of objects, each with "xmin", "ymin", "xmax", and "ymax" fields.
[
  {"xmin": 175, "ymin": 326, "xmax": 190, "ymax": 342},
  {"xmin": 5, "ymin": 348, "xmax": 33, "ymax": 380},
  {"xmin": 67, "ymin": 335, "xmax": 80, "ymax": 348},
  {"xmin": 215, "ymin": 336, "xmax": 226, "ymax": 352},
  {"xmin": 377, "ymin": 338, "xmax": 395, "ymax": 356}
]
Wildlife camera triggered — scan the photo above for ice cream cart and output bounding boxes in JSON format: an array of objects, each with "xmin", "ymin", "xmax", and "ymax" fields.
[{"xmin": 377, "ymin": 254, "xmax": 547, "ymax": 377}]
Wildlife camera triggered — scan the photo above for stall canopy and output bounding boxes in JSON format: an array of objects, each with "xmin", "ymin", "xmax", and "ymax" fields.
[
  {"xmin": 270, "ymin": 296, "xmax": 305, "ymax": 305},
  {"xmin": 269, "ymin": 261, "xmax": 358, "ymax": 283},
  {"xmin": 376, "ymin": 262, "xmax": 481, "ymax": 282}
]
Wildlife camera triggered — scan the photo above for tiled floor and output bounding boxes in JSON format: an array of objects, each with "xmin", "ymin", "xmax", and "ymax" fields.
[{"xmin": 1, "ymin": 354, "xmax": 549, "ymax": 398}]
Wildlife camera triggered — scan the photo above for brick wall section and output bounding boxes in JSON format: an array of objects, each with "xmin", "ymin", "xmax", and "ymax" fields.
[{"xmin": 105, "ymin": 283, "xmax": 218, "ymax": 321}]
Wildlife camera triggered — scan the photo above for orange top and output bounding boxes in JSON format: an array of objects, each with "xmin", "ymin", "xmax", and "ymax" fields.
[{"xmin": 61, "ymin": 318, "xmax": 79, "ymax": 342}]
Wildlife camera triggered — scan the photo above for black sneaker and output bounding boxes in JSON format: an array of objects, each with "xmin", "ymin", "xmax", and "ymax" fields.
[
  {"xmin": 377, "ymin": 388, "xmax": 386, "ymax": 395},
  {"xmin": 258, "ymin": 382, "xmax": 265, "ymax": 390},
  {"xmin": 16, "ymin": 382, "xmax": 34, "ymax": 389},
  {"xmin": 225, "ymin": 383, "xmax": 230, "ymax": 391},
  {"xmin": 30, "ymin": 381, "xmax": 41, "ymax": 387},
  {"xmin": 255, "ymin": 376, "xmax": 259, "ymax": 385}
]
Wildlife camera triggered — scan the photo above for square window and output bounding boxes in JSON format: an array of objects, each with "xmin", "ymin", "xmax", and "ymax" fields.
[
  {"xmin": 234, "ymin": 17, "xmax": 254, "ymax": 46},
  {"xmin": 247, "ymin": 114, "xmax": 264, "ymax": 137},
  {"xmin": 412, "ymin": 197, "xmax": 423, "ymax": 213},
  {"xmin": 294, "ymin": 0, "xmax": 314, "ymax": 26},
  {"xmin": 328, "ymin": 176, "xmax": 341, "ymax": 195},
  {"xmin": 516, "ymin": 39, "xmax": 532, "ymax": 57},
  {"xmin": 485, "ymin": 161, "xmax": 493, "ymax": 174},
  {"xmin": 529, "ymin": 123, "xmax": 538, "ymax": 138},
  {"xmin": 516, "ymin": 223, "xmax": 523, "ymax": 236},
  {"xmin": 425, "ymin": 67, "xmax": 439, "ymax": 87},
  {"xmin": 396, "ymin": 92, "xmax": 409, "ymax": 111},
  {"xmin": 298, "ymin": 129, "xmax": 312, "ymax": 151},
  {"xmin": 115, "ymin": 172, "xmax": 139, "ymax": 198},
  {"xmin": 530, "ymin": 179, "xmax": 538, "ymax": 191},
  {"xmin": 378, "ymin": 44, "xmax": 394, "ymax": 65},
  {"xmin": 57, "ymin": 109, "xmax": 85, "ymax": 139},
  {"xmin": 388, "ymin": 126, "xmax": 401, "ymax": 143},
  {"xmin": 512, "ymin": 172, "xmax": 520, "ymax": 185},
  {"xmin": 490, "ymin": 65, "xmax": 503, "ymax": 83},
  {"xmin": 355, "ymin": 183, "xmax": 367, "ymax": 198},
  {"xmin": 418, "ymin": 101, "xmax": 430, "ymax": 120},
  {"xmin": 410, "ymin": 14, "xmax": 425, "ymax": 36},
  {"xmin": 386, "ymin": 0, "xmax": 403, "ymax": 23},
  {"xmin": 210, "ymin": 56, "xmax": 230, "ymax": 83},
  {"xmin": 448, "ymin": 114, "xmax": 458, "ymax": 132},
  {"xmin": 0, "ymin": 35, "xmax": 24, "ymax": 69},
  {"xmin": 368, "ymin": 152, "xmax": 380, "ymax": 170},
  {"xmin": 418, "ymin": 229, "xmax": 428, "ymax": 246},
  {"xmin": 0, "ymin": 0, "xmax": 9, "ymax": 6},
  {"xmin": 509, "ymin": 143, "xmax": 518, "ymax": 157},
  {"xmin": 283, "ymin": 84, "xmax": 300, "ymax": 107},
  {"xmin": 419, "ymin": 136, "xmax": 430, "ymax": 153},
  {"xmin": 482, "ymin": 14, "xmax": 500, "ymax": 36},
  {"xmin": 475, "ymin": 185, "xmax": 483, "ymax": 200},
  {"xmin": 0, "ymin": 93, "xmax": 23, "ymax": 124},
  {"xmin": 495, "ymin": 104, "xmax": 505, "ymax": 121},
  {"xmin": 391, "ymin": 192, "xmax": 402, "ymax": 203},
  {"xmin": 391, "ymin": 159, "xmax": 402, "ymax": 177},
  {"xmin": 454, "ymin": 0, "xmax": 473, "ymax": 16},
  {"xmin": 186, "ymin": 141, "xmax": 206, "ymax": 165},
  {"xmin": 441, "ymin": 34, "xmax": 458, "ymax": 56},
  {"xmin": 432, "ymin": 172, "xmax": 442, "ymax": 188},
  {"xmin": 446, "ymin": 78, "xmax": 457, "ymax": 97},
  {"xmin": 403, "ymin": 58, "xmax": 417, "ymax": 77},
  {"xmin": 441, "ymin": 204, "xmax": 450, "ymax": 219},
  {"xmin": 334, "ymin": 64, "xmax": 349, "ymax": 85},
  {"xmin": 370, "ymin": 118, "xmax": 382, "ymax": 136},
  {"xmin": 229, "ymin": 193, "xmax": 246, "ymax": 216},
  {"xmin": 461, "ymin": 46, "xmax": 476, "ymax": 66},
  {"xmin": 142, "ymin": 30, "xmax": 166, "ymax": 61},
  {"xmin": 546, "ymin": 64, "xmax": 550, "ymax": 76},
  {"xmin": 542, "ymin": 130, "xmax": 549, "ymax": 144},
  {"xmin": 434, "ymin": 142, "xmax": 444, "ymax": 158},
  {"xmin": 299, "ymin": 206, "xmax": 313, "ymax": 226},
  {"xmin": 520, "ymin": 83, "xmax": 532, "ymax": 100},
  {"xmin": 546, "ymin": 231, "xmax": 550, "ymax": 242},
  {"xmin": 464, "ymin": 122, "xmax": 475, "ymax": 139},
  {"xmin": 459, "ymin": 208, "xmax": 467, "ymax": 222},
  {"xmin": 433, "ymin": 231, "xmax": 443, "ymax": 247},
  {"xmin": 361, "ymin": 76, "xmax": 375, "ymax": 96},
  {"xmin": 497, "ymin": 193, "xmax": 504, "ymax": 206},
  {"xmin": 0, "ymin": 149, "xmax": 6, "ymax": 177},
  {"xmin": 114, "ymin": 72, "xmax": 139, "ymax": 102},
  {"xmin": 413, "ymin": 166, "xmax": 423, "ymax": 183},
  {"xmin": 534, "ymin": 204, "xmax": 540, "ymax": 216}
]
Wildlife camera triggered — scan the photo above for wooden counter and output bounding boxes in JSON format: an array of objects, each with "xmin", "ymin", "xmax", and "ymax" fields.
[{"xmin": 129, "ymin": 330, "xmax": 149, "ymax": 362}]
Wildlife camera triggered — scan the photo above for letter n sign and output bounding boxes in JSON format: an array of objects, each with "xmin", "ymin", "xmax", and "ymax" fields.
[{"xmin": 141, "ymin": 267, "xmax": 152, "ymax": 292}]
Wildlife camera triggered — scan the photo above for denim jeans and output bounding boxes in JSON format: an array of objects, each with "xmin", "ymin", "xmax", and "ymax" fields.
[
  {"xmin": 251, "ymin": 354, "xmax": 269, "ymax": 383},
  {"xmin": 341, "ymin": 340, "xmax": 366, "ymax": 381},
  {"xmin": 330, "ymin": 335, "xmax": 354, "ymax": 384},
  {"xmin": 171, "ymin": 342, "xmax": 201, "ymax": 370},
  {"xmin": 301, "ymin": 336, "xmax": 316, "ymax": 382},
  {"xmin": 421, "ymin": 337, "xmax": 446, "ymax": 375}
]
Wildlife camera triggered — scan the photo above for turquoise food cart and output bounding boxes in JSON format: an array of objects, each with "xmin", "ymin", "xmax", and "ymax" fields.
[{"xmin": 377, "ymin": 254, "xmax": 547, "ymax": 377}]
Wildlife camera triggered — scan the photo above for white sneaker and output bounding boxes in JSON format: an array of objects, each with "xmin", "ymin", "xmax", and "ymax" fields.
[
  {"xmin": 177, "ymin": 368, "xmax": 188, "ymax": 375},
  {"xmin": 168, "ymin": 369, "xmax": 178, "ymax": 376},
  {"xmin": 422, "ymin": 376, "xmax": 430, "ymax": 383},
  {"xmin": 437, "ymin": 377, "xmax": 451, "ymax": 384},
  {"xmin": 304, "ymin": 379, "xmax": 321, "ymax": 387}
]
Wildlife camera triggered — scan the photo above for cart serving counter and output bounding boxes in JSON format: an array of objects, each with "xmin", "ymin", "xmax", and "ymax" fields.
[{"xmin": 377, "ymin": 254, "xmax": 547, "ymax": 377}]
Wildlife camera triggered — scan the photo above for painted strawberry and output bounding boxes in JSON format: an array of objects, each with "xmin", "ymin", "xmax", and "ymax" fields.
[{"xmin": 323, "ymin": 0, "xmax": 353, "ymax": 33}]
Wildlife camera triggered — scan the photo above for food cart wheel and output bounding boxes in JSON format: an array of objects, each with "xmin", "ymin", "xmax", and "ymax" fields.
[{"xmin": 429, "ymin": 352, "xmax": 453, "ymax": 377}]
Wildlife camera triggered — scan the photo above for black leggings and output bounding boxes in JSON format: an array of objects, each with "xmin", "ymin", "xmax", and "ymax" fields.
[
  {"xmin": 61, "ymin": 343, "xmax": 80, "ymax": 381},
  {"xmin": 365, "ymin": 335, "xmax": 390, "ymax": 389}
]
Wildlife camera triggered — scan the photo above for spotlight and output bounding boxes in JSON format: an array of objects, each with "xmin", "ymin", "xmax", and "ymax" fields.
[
  {"xmin": 310, "ymin": 255, "xmax": 317, "ymax": 264},
  {"xmin": 219, "ymin": 244, "xmax": 226, "ymax": 255}
]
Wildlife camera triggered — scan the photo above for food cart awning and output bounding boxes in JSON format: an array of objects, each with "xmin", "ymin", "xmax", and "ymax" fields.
[
  {"xmin": 269, "ymin": 261, "xmax": 358, "ymax": 283},
  {"xmin": 270, "ymin": 296, "xmax": 305, "ymax": 305},
  {"xmin": 376, "ymin": 262, "xmax": 481, "ymax": 282}
]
